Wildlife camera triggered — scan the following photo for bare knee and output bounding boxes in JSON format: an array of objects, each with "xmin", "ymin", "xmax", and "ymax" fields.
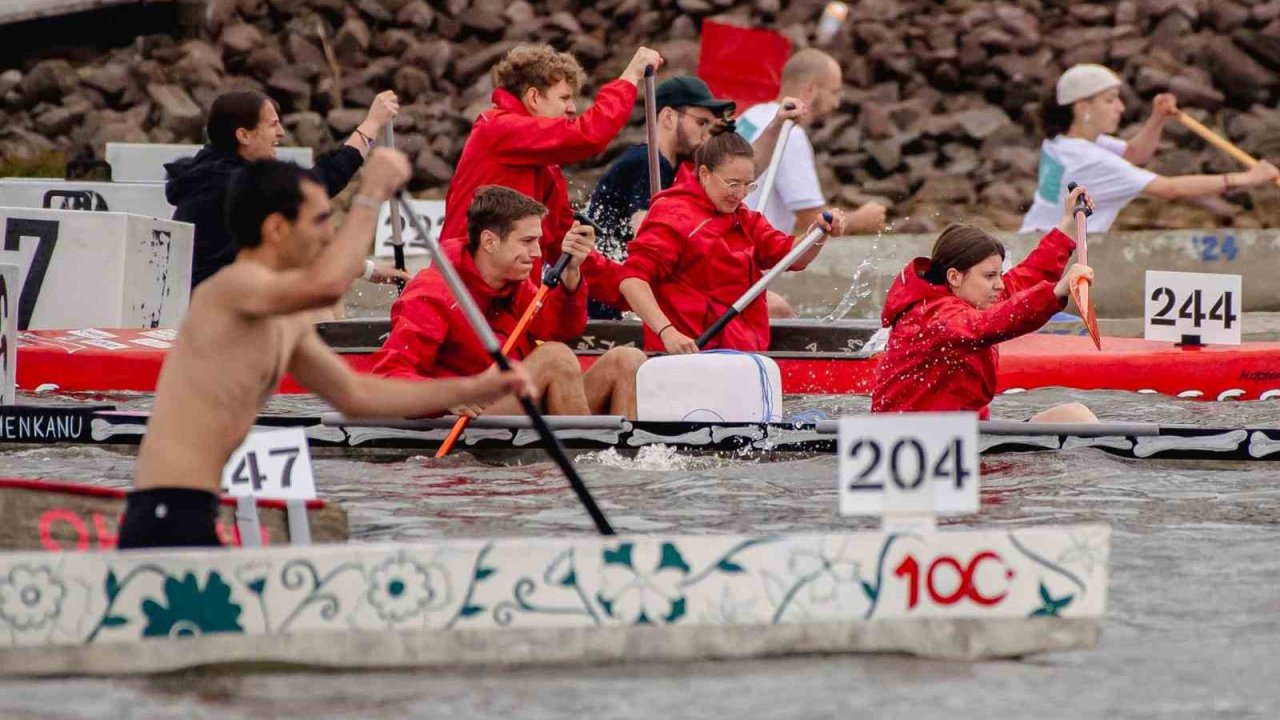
[
  {"xmin": 599, "ymin": 347, "xmax": 646, "ymax": 375},
  {"xmin": 1029, "ymin": 402, "xmax": 1098, "ymax": 424},
  {"xmin": 767, "ymin": 291, "xmax": 795, "ymax": 319},
  {"xmin": 532, "ymin": 342, "xmax": 580, "ymax": 376}
]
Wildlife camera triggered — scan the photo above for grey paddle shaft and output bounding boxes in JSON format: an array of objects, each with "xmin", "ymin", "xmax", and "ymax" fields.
[
  {"xmin": 695, "ymin": 214, "xmax": 829, "ymax": 348},
  {"xmin": 753, "ymin": 119, "xmax": 794, "ymax": 211},
  {"xmin": 644, "ymin": 66, "xmax": 661, "ymax": 198},
  {"xmin": 383, "ymin": 124, "xmax": 408, "ymax": 290},
  {"xmin": 395, "ymin": 195, "xmax": 616, "ymax": 536}
]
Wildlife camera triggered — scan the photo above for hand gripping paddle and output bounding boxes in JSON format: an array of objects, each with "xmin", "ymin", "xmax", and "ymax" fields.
[{"xmin": 1066, "ymin": 181, "xmax": 1101, "ymax": 350}]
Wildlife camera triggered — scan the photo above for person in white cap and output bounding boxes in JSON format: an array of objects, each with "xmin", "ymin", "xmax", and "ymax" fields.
[{"xmin": 1020, "ymin": 64, "xmax": 1279, "ymax": 233}]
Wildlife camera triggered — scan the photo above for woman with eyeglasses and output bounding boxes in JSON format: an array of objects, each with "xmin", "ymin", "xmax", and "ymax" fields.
[{"xmin": 619, "ymin": 132, "xmax": 845, "ymax": 353}]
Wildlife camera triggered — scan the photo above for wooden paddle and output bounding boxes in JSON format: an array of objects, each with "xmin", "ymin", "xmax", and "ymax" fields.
[
  {"xmin": 1066, "ymin": 182, "xmax": 1101, "ymax": 350},
  {"xmin": 398, "ymin": 195, "xmax": 614, "ymax": 535},
  {"xmin": 695, "ymin": 211, "xmax": 831, "ymax": 348},
  {"xmin": 382, "ymin": 124, "xmax": 408, "ymax": 292},
  {"xmin": 434, "ymin": 251, "xmax": 572, "ymax": 458},
  {"xmin": 1177, "ymin": 111, "xmax": 1280, "ymax": 187},
  {"xmin": 644, "ymin": 65, "xmax": 662, "ymax": 198}
]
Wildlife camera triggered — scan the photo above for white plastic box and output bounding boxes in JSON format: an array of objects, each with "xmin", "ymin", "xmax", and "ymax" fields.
[{"xmin": 636, "ymin": 352, "xmax": 783, "ymax": 423}]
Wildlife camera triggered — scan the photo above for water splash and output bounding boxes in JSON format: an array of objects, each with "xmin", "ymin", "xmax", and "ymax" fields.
[{"xmin": 578, "ymin": 444, "xmax": 746, "ymax": 471}]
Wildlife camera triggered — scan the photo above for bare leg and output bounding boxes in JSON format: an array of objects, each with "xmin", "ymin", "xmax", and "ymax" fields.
[
  {"xmin": 1029, "ymin": 402, "xmax": 1099, "ymax": 424},
  {"xmin": 582, "ymin": 347, "xmax": 646, "ymax": 418},
  {"xmin": 766, "ymin": 290, "xmax": 795, "ymax": 318},
  {"xmin": 483, "ymin": 342, "xmax": 590, "ymax": 416}
]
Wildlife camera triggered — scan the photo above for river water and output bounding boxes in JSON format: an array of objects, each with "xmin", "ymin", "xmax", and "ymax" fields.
[{"xmin": 0, "ymin": 387, "xmax": 1277, "ymax": 718}]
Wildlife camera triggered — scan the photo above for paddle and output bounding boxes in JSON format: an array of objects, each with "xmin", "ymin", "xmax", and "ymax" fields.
[
  {"xmin": 1066, "ymin": 181, "xmax": 1101, "ymax": 350},
  {"xmin": 695, "ymin": 211, "xmax": 831, "ymax": 348},
  {"xmin": 397, "ymin": 195, "xmax": 615, "ymax": 535},
  {"xmin": 644, "ymin": 65, "xmax": 661, "ymax": 198},
  {"xmin": 1177, "ymin": 111, "xmax": 1280, "ymax": 188},
  {"xmin": 752, "ymin": 103, "xmax": 796, "ymax": 211},
  {"xmin": 434, "ymin": 251, "xmax": 573, "ymax": 458},
  {"xmin": 382, "ymin": 124, "xmax": 408, "ymax": 293}
]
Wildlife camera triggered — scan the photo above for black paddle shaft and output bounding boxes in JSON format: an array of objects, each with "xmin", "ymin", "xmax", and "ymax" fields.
[{"xmin": 396, "ymin": 194, "xmax": 614, "ymax": 535}]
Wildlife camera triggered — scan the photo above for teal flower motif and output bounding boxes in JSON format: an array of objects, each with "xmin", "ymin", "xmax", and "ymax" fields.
[
  {"xmin": 1029, "ymin": 582, "xmax": 1074, "ymax": 618},
  {"xmin": 367, "ymin": 554, "xmax": 443, "ymax": 623},
  {"xmin": 596, "ymin": 542, "xmax": 689, "ymax": 625},
  {"xmin": 141, "ymin": 572, "xmax": 244, "ymax": 637},
  {"xmin": 0, "ymin": 565, "xmax": 66, "ymax": 631}
]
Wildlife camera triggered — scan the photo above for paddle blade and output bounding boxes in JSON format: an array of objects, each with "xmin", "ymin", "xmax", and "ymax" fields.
[{"xmin": 1070, "ymin": 278, "xmax": 1102, "ymax": 350}]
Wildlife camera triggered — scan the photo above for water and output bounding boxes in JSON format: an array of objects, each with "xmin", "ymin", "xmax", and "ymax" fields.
[{"xmin": 1, "ymin": 388, "xmax": 1278, "ymax": 718}]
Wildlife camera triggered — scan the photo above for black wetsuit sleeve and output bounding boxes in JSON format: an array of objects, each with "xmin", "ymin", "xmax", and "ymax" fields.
[{"xmin": 311, "ymin": 145, "xmax": 365, "ymax": 197}]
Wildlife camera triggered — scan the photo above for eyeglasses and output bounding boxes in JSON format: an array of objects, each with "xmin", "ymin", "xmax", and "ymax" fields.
[{"xmin": 710, "ymin": 172, "xmax": 758, "ymax": 195}]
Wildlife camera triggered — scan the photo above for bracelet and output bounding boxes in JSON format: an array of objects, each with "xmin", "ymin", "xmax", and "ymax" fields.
[
  {"xmin": 352, "ymin": 193, "xmax": 383, "ymax": 210},
  {"xmin": 657, "ymin": 323, "xmax": 674, "ymax": 338},
  {"xmin": 362, "ymin": 260, "xmax": 376, "ymax": 280},
  {"xmin": 354, "ymin": 128, "xmax": 374, "ymax": 147}
]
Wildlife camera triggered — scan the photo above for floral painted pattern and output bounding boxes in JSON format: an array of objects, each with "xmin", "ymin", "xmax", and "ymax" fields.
[
  {"xmin": 0, "ymin": 565, "xmax": 65, "ymax": 631},
  {"xmin": 597, "ymin": 542, "xmax": 689, "ymax": 624},
  {"xmin": 367, "ymin": 554, "xmax": 446, "ymax": 624},
  {"xmin": 141, "ymin": 572, "xmax": 243, "ymax": 638}
]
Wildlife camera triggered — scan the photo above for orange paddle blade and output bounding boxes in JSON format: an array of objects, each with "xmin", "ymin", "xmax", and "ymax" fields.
[{"xmin": 1070, "ymin": 277, "xmax": 1102, "ymax": 350}]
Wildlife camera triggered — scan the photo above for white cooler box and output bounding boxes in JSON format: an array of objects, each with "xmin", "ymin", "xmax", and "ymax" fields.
[
  {"xmin": 0, "ymin": 208, "xmax": 193, "ymax": 330},
  {"xmin": 636, "ymin": 352, "xmax": 783, "ymax": 423}
]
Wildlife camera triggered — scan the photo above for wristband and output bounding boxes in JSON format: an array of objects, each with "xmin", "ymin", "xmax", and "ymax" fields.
[
  {"xmin": 354, "ymin": 128, "xmax": 374, "ymax": 147},
  {"xmin": 657, "ymin": 323, "xmax": 674, "ymax": 338},
  {"xmin": 362, "ymin": 260, "xmax": 376, "ymax": 280},
  {"xmin": 352, "ymin": 194, "xmax": 383, "ymax": 210}
]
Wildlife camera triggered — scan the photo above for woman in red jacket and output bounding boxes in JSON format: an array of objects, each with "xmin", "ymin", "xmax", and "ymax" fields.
[
  {"xmin": 619, "ymin": 132, "xmax": 844, "ymax": 352},
  {"xmin": 872, "ymin": 185, "xmax": 1098, "ymax": 423}
]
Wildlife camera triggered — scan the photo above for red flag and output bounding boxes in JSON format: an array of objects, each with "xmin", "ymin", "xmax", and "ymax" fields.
[{"xmin": 697, "ymin": 20, "xmax": 791, "ymax": 113}]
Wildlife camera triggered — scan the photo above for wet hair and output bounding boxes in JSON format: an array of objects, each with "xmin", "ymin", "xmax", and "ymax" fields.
[
  {"xmin": 1040, "ymin": 88, "xmax": 1074, "ymax": 139},
  {"xmin": 491, "ymin": 44, "xmax": 586, "ymax": 99},
  {"xmin": 693, "ymin": 131, "xmax": 754, "ymax": 173},
  {"xmin": 226, "ymin": 160, "xmax": 319, "ymax": 249},
  {"xmin": 924, "ymin": 224, "xmax": 1006, "ymax": 285},
  {"xmin": 466, "ymin": 186, "xmax": 548, "ymax": 253},
  {"xmin": 207, "ymin": 90, "xmax": 279, "ymax": 154}
]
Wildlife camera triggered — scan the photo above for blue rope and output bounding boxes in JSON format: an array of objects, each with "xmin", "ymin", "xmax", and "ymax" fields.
[{"xmin": 700, "ymin": 350, "xmax": 775, "ymax": 422}]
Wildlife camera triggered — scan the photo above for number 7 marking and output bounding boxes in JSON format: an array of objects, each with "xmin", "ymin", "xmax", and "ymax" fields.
[
  {"xmin": 269, "ymin": 446, "xmax": 300, "ymax": 487},
  {"xmin": 3, "ymin": 218, "xmax": 60, "ymax": 330}
]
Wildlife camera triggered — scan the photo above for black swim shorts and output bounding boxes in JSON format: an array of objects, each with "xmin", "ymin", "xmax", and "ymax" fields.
[{"xmin": 116, "ymin": 487, "xmax": 223, "ymax": 549}]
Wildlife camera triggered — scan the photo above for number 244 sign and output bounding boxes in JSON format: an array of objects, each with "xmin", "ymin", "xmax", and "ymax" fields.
[
  {"xmin": 220, "ymin": 428, "xmax": 316, "ymax": 501},
  {"xmin": 1144, "ymin": 270, "xmax": 1241, "ymax": 345}
]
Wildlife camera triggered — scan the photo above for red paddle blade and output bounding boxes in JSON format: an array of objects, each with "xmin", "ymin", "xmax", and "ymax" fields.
[{"xmin": 1070, "ymin": 278, "xmax": 1102, "ymax": 350}]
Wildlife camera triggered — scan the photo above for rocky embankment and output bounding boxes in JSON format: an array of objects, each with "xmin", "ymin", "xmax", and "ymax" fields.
[{"xmin": 2, "ymin": 0, "xmax": 1280, "ymax": 231}]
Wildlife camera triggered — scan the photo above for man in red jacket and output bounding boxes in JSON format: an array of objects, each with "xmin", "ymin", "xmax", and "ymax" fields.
[
  {"xmin": 441, "ymin": 43, "xmax": 662, "ymax": 313},
  {"xmin": 372, "ymin": 186, "xmax": 646, "ymax": 418}
]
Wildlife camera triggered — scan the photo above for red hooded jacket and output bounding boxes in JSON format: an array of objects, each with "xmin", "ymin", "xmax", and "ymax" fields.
[
  {"xmin": 441, "ymin": 81, "xmax": 637, "ymax": 309},
  {"xmin": 369, "ymin": 238, "xmax": 587, "ymax": 381},
  {"xmin": 620, "ymin": 167, "xmax": 797, "ymax": 351},
  {"xmin": 871, "ymin": 228, "xmax": 1076, "ymax": 418}
]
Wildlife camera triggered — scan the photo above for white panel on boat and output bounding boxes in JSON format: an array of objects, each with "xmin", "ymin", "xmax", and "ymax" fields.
[
  {"xmin": 637, "ymin": 353, "xmax": 783, "ymax": 423},
  {"xmin": 0, "ymin": 179, "xmax": 173, "ymax": 220},
  {"xmin": 106, "ymin": 143, "xmax": 315, "ymax": 184}
]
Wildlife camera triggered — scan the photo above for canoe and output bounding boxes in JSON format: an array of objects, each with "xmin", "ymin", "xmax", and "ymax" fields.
[
  {"xmin": 5, "ymin": 405, "xmax": 1280, "ymax": 463},
  {"xmin": 16, "ymin": 321, "xmax": 1280, "ymax": 401},
  {"xmin": 0, "ymin": 523, "xmax": 1110, "ymax": 673},
  {"xmin": 0, "ymin": 477, "xmax": 349, "ymax": 551}
]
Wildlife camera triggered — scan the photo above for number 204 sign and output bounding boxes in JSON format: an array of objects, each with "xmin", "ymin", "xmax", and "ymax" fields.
[
  {"xmin": 1144, "ymin": 270, "xmax": 1241, "ymax": 345},
  {"xmin": 838, "ymin": 413, "xmax": 979, "ymax": 516},
  {"xmin": 220, "ymin": 428, "xmax": 317, "ymax": 501}
]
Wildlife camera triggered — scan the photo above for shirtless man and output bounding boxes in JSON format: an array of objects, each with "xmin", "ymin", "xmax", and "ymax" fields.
[
  {"xmin": 119, "ymin": 150, "xmax": 532, "ymax": 549},
  {"xmin": 371, "ymin": 185, "xmax": 646, "ymax": 418}
]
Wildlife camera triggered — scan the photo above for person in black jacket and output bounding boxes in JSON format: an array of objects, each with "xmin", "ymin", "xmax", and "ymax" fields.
[{"xmin": 166, "ymin": 89, "xmax": 410, "ymax": 289}]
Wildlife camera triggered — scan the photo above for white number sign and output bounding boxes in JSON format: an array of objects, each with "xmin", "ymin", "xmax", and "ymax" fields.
[
  {"xmin": 838, "ymin": 413, "xmax": 979, "ymax": 517},
  {"xmin": 220, "ymin": 428, "xmax": 316, "ymax": 500},
  {"xmin": 374, "ymin": 199, "xmax": 445, "ymax": 259},
  {"xmin": 1144, "ymin": 270, "xmax": 1241, "ymax": 345}
]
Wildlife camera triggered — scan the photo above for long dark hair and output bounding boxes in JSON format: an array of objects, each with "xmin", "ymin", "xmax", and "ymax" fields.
[
  {"xmin": 1040, "ymin": 88, "xmax": 1074, "ymax": 138},
  {"xmin": 207, "ymin": 91, "xmax": 276, "ymax": 154},
  {"xmin": 924, "ymin": 224, "xmax": 1005, "ymax": 284}
]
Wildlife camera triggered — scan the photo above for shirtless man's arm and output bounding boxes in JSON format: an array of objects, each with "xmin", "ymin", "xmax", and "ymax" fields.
[
  {"xmin": 217, "ymin": 148, "xmax": 411, "ymax": 318},
  {"xmin": 287, "ymin": 330, "xmax": 534, "ymax": 418}
]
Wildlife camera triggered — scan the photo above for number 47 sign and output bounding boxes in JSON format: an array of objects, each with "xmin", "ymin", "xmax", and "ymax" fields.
[
  {"xmin": 220, "ymin": 428, "xmax": 317, "ymax": 501},
  {"xmin": 838, "ymin": 413, "xmax": 980, "ymax": 517}
]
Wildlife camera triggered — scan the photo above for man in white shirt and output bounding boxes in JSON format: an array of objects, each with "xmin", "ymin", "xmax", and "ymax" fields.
[{"xmin": 736, "ymin": 49, "xmax": 886, "ymax": 238}]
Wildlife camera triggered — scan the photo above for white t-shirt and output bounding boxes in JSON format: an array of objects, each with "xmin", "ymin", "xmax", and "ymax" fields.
[
  {"xmin": 1019, "ymin": 134, "xmax": 1157, "ymax": 233},
  {"xmin": 735, "ymin": 102, "xmax": 825, "ymax": 234}
]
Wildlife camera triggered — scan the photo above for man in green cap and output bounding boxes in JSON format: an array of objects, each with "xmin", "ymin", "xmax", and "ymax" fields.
[{"xmin": 584, "ymin": 75, "xmax": 802, "ymax": 318}]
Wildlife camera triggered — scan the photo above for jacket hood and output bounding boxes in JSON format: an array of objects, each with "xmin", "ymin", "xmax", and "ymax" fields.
[
  {"xmin": 881, "ymin": 257, "xmax": 953, "ymax": 327},
  {"xmin": 643, "ymin": 165, "xmax": 742, "ymax": 235},
  {"xmin": 163, "ymin": 146, "xmax": 242, "ymax": 204},
  {"xmin": 442, "ymin": 237, "xmax": 520, "ymax": 308}
]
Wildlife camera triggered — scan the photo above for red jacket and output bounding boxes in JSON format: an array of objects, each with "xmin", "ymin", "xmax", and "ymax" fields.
[
  {"xmin": 871, "ymin": 228, "xmax": 1076, "ymax": 418},
  {"xmin": 620, "ymin": 168, "xmax": 796, "ymax": 351},
  {"xmin": 441, "ymin": 81, "xmax": 637, "ymax": 309},
  {"xmin": 369, "ymin": 238, "xmax": 587, "ymax": 381}
]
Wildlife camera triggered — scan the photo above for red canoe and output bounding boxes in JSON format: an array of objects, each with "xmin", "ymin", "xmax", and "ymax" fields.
[{"xmin": 16, "ymin": 328, "xmax": 1280, "ymax": 401}]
